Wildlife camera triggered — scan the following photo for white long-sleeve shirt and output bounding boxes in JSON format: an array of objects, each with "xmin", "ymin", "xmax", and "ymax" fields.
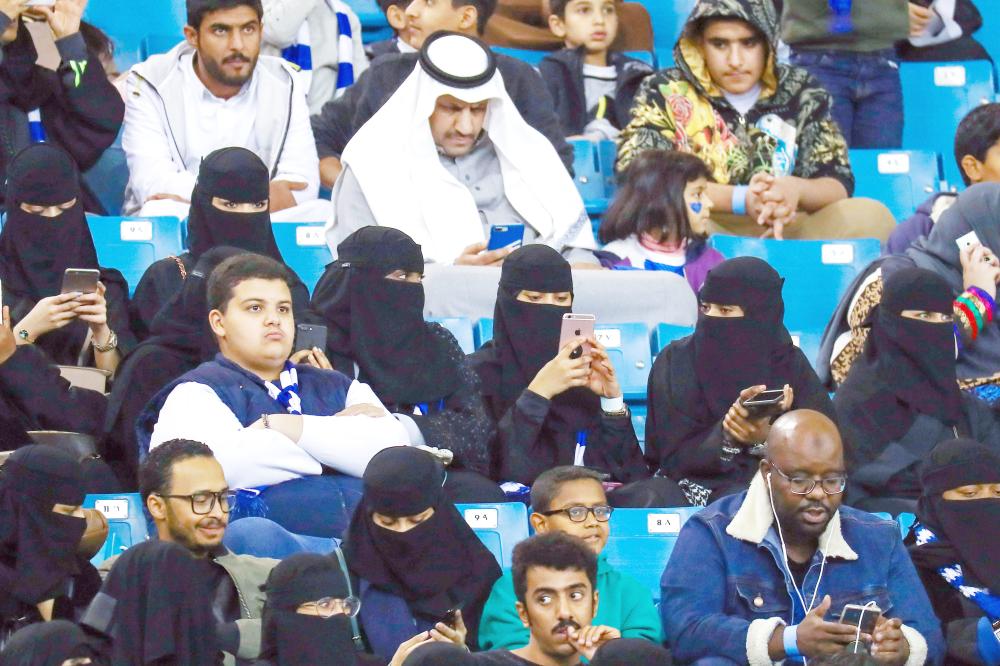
[
  {"xmin": 122, "ymin": 44, "xmax": 319, "ymax": 213},
  {"xmin": 149, "ymin": 380, "xmax": 409, "ymax": 488}
]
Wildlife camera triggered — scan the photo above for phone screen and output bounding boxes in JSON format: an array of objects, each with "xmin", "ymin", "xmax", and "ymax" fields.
[{"xmin": 839, "ymin": 605, "xmax": 880, "ymax": 634}]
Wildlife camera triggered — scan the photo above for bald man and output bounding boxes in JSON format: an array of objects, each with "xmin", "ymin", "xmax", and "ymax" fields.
[{"xmin": 660, "ymin": 410, "xmax": 944, "ymax": 666}]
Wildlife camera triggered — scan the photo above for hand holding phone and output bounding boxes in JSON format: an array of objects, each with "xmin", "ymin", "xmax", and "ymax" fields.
[
  {"xmin": 741, "ymin": 388, "xmax": 787, "ymax": 419},
  {"xmin": 487, "ymin": 224, "xmax": 525, "ymax": 252},
  {"xmin": 294, "ymin": 323, "xmax": 328, "ymax": 354},
  {"xmin": 61, "ymin": 268, "xmax": 100, "ymax": 295}
]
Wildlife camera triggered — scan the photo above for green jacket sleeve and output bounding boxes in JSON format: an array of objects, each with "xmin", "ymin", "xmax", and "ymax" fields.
[
  {"xmin": 615, "ymin": 572, "xmax": 664, "ymax": 644},
  {"xmin": 478, "ymin": 572, "xmax": 531, "ymax": 651}
]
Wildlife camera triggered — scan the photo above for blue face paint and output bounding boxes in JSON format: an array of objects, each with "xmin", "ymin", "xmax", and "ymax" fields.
[{"xmin": 689, "ymin": 201, "xmax": 703, "ymax": 214}]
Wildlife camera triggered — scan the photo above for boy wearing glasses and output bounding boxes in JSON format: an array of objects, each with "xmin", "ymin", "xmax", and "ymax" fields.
[
  {"xmin": 660, "ymin": 409, "xmax": 943, "ymax": 666},
  {"xmin": 478, "ymin": 466, "xmax": 661, "ymax": 650}
]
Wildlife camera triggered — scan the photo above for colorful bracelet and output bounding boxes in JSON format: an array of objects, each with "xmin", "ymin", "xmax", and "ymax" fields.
[
  {"xmin": 957, "ymin": 294, "xmax": 986, "ymax": 333},
  {"xmin": 955, "ymin": 300, "xmax": 980, "ymax": 339},
  {"xmin": 967, "ymin": 286, "xmax": 996, "ymax": 322}
]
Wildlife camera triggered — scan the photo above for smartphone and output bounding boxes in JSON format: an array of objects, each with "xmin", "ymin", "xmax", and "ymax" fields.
[
  {"xmin": 839, "ymin": 604, "xmax": 881, "ymax": 635},
  {"xmin": 487, "ymin": 224, "xmax": 525, "ymax": 252},
  {"xmin": 441, "ymin": 602, "xmax": 464, "ymax": 629},
  {"xmin": 559, "ymin": 313, "xmax": 595, "ymax": 360},
  {"xmin": 741, "ymin": 389, "xmax": 786, "ymax": 419},
  {"xmin": 61, "ymin": 268, "xmax": 100, "ymax": 295},
  {"xmin": 956, "ymin": 230, "xmax": 981, "ymax": 252},
  {"xmin": 294, "ymin": 323, "xmax": 328, "ymax": 353}
]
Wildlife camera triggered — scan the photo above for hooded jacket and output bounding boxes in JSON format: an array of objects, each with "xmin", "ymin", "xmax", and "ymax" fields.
[{"xmin": 617, "ymin": 0, "xmax": 853, "ymax": 195}]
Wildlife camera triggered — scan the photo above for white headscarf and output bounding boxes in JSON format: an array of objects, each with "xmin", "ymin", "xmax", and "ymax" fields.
[{"xmin": 336, "ymin": 33, "xmax": 593, "ymax": 265}]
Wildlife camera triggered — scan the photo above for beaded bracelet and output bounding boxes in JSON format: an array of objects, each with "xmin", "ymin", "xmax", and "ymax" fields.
[
  {"xmin": 955, "ymin": 299, "xmax": 980, "ymax": 339},
  {"xmin": 967, "ymin": 286, "xmax": 996, "ymax": 322},
  {"xmin": 956, "ymin": 294, "xmax": 985, "ymax": 333}
]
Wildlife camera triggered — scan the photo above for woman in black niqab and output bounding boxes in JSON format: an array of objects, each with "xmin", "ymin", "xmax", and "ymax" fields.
[
  {"xmin": 0, "ymin": 143, "xmax": 134, "ymax": 368},
  {"xmin": 644, "ymin": 257, "xmax": 834, "ymax": 506},
  {"xmin": 342, "ymin": 446, "xmax": 501, "ymax": 659},
  {"xmin": 907, "ymin": 438, "xmax": 1000, "ymax": 665},
  {"xmin": 467, "ymin": 245, "xmax": 647, "ymax": 486},
  {"xmin": 835, "ymin": 267, "xmax": 1000, "ymax": 509},
  {"xmin": 82, "ymin": 540, "xmax": 218, "ymax": 666},
  {"xmin": 128, "ymin": 148, "xmax": 310, "ymax": 339},
  {"xmin": 311, "ymin": 226, "xmax": 493, "ymax": 481},
  {"xmin": 0, "ymin": 446, "xmax": 98, "ymax": 627},
  {"xmin": 102, "ymin": 247, "xmax": 244, "ymax": 487}
]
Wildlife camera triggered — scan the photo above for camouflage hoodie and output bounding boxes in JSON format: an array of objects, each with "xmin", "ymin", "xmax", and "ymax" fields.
[{"xmin": 617, "ymin": 0, "xmax": 853, "ymax": 195}]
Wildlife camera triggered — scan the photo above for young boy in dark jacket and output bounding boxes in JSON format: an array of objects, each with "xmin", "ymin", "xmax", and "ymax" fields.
[{"xmin": 539, "ymin": 0, "xmax": 652, "ymax": 140}]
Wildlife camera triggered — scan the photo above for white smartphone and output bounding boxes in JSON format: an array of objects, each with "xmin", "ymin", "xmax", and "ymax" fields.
[{"xmin": 956, "ymin": 230, "xmax": 981, "ymax": 251}]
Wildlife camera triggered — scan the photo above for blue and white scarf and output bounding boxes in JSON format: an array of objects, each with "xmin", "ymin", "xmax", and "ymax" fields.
[
  {"xmin": 264, "ymin": 362, "xmax": 303, "ymax": 415},
  {"xmin": 915, "ymin": 523, "xmax": 1000, "ymax": 621},
  {"xmin": 28, "ymin": 109, "xmax": 46, "ymax": 143},
  {"xmin": 281, "ymin": 0, "xmax": 355, "ymax": 94}
]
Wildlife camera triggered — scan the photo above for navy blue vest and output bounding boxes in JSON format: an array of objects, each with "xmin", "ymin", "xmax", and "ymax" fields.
[{"xmin": 136, "ymin": 353, "xmax": 353, "ymax": 461}]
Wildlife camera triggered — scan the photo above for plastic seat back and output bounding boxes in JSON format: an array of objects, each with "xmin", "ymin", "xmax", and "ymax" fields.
[
  {"xmin": 631, "ymin": 0, "xmax": 696, "ymax": 67},
  {"xmin": 82, "ymin": 493, "xmax": 150, "ymax": 565},
  {"xmin": 596, "ymin": 322, "xmax": 650, "ymax": 401},
  {"xmin": 708, "ymin": 236, "xmax": 881, "ymax": 368},
  {"xmin": 571, "ymin": 139, "xmax": 612, "ymax": 216},
  {"xmin": 897, "ymin": 512, "xmax": 917, "ymax": 540},
  {"xmin": 271, "ymin": 222, "xmax": 333, "ymax": 295},
  {"xmin": 603, "ymin": 506, "xmax": 701, "ymax": 603},
  {"xmin": 849, "ymin": 149, "xmax": 942, "ymax": 220},
  {"xmin": 427, "ymin": 317, "xmax": 476, "ymax": 354},
  {"xmin": 455, "ymin": 502, "xmax": 530, "ymax": 570},
  {"xmin": 87, "ymin": 215, "xmax": 185, "ymax": 296},
  {"xmin": 652, "ymin": 322, "xmax": 694, "ymax": 355},
  {"xmin": 900, "ymin": 61, "xmax": 997, "ymax": 188},
  {"xmin": 492, "ymin": 47, "xmax": 549, "ymax": 66},
  {"xmin": 630, "ymin": 403, "xmax": 647, "ymax": 453},
  {"xmin": 475, "ymin": 318, "xmax": 495, "ymax": 349},
  {"xmin": 83, "ymin": 0, "xmax": 185, "ymax": 66}
]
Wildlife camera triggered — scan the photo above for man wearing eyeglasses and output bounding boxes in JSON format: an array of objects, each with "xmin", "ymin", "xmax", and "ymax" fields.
[
  {"xmin": 660, "ymin": 409, "xmax": 944, "ymax": 666},
  {"xmin": 478, "ymin": 466, "xmax": 661, "ymax": 651},
  {"xmin": 99, "ymin": 438, "xmax": 279, "ymax": 665}
]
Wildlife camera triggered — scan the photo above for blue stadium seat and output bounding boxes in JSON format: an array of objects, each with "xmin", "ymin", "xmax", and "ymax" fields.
[
  {"xmin": 571, "ymin": 139, "xmax": 617, "ymax": 216},
  {"xmin": 492, "ymin": 47, "xmax": 549, "ymax": 66},
  {"xmin": 86, "ymin": 215, "xmax": 185, "ymax": 296},
  {"xmin": 341, "ymin": 0, "xmax": 393, "ymax": 43},
  {"xmin": 83, "ymin": 0, "xmax": 185, "ymax": 67},
  {"xmin": 900, "ymin": 61, "xmax": 997, "ymax": 189},
  {"xmin": 631, "ymin": 0, "xmax": 695, "ymax": 68},
  {"xmin": 475, "ymin": 318, "xmax": 495, "ymax": 349},
  {"xmin": 596, "ymin": 322, "xmax": 650, "ymax": 401},
  {"xmin": 624, "ymin": 51, "xmax": 656, "ymax": 67},
  {"xmin": 142, "ymin": 34, "xmax": 184, "ymax": 60},
  {"xmin": 455, "ymin": 502, "xmax": 530, "ymax": 570},
  {"xmin": 708, "ymin": 236, "xmax": 882, "ymax": 369},
  {"xmin": 427, "ymin": 317, "xmax": 476, "ymax": 354},
  {"xmin": 897, "ymin": 512, "xmax": 916, "ymax": 540},
  {"xmin": 603, "ymin": 506, "xmax": 701, "ymax": 603},
  {"xmin": 849, "ymin": 149, "xmax": 942, "ymax": 221},
  {"xmin": 270, "ymin": 222, "xmax": 333, "ymax": 295},
  {"xmin": 975, "ymin": 13, "xmax": 1000, "ymax": 76},
  {"xmin": 83, "ymin": 493, "xmax": 150, "ymax": 565},
  {"xmin": 651, "ymin": 322, "xmax": 694, "ymax": 355}
]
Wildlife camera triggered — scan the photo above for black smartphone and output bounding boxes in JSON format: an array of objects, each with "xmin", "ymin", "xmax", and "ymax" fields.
[
  {"xmin": 294, "ymin": 323, "xmax": 328, "ymax": 353},
  {"xmin": 441, "ymin": 602, "xmax": 465, "ymax": 629},
  {"xmin": 742, "ymin": 389, "xmax": 786, "ymax": 419}
]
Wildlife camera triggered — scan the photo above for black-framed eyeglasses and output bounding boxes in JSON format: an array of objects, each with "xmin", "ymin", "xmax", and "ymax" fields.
[
  {"xmin": 540, "ymin": 505, "xmax": 614, "ymax": 522},
  {"xmin": 299, "ymin": 595, "xmax": 362, "ymax": 618},
  {"xmin": 157, "ymin": 490, "xmax": 237, "ymax": 515},
  {"xmin": 767, "ymin": 461, "xmax": 847, "ymax": 496}
]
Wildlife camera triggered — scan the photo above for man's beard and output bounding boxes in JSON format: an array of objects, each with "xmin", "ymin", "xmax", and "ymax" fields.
[{"xmin": 203, "ymin": 52, "xmax": 256, "ymax": 88}]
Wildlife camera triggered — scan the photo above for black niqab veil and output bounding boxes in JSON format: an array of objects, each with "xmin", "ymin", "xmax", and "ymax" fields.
[
  {"xmin": 0, "ymin": 446, "xmax": 87, "ymax": 606},
  {"xmin": 911, "ymin": 438, "xmax": 1000, "ymax": 591},
  {"xmin": 837, "ymin": 267, "xmax": 965, "ymax": 454},
  {"xmin": 692, "ymin": 257, "xmax": 795, "ymax": 416},
  {"xmin": 342, "ymin": 447, "xmax": 501, "ymax": 621},
  {"xmin": 476, "ymin": 244, "xmax": 598, "ymax": 429},
  {"xmin": 87, "ymin": 540, "xmax": 217, "ymax": 666},
  {"xmin": 261, "ymin": 553, "xmax": 359, "ymax": 666},
  {"xmin": 311, "ymin": 227, "xmax": 460, "ymax": 405},
  {"xmin": 186, "ymin": 147, "xmax": 283, "ymax": 261},
  {"xmin": 0, "ymin": 620, "xmax": 94, "ymax": 666},
  {"xmin": 0, "ymin": 143, "xmax": 97, "ymax": 300}
]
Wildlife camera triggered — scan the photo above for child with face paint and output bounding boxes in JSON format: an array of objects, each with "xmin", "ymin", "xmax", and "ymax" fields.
[{"xmin": 596, "ymin": 150, "xmax": 725, "ymax": 293}]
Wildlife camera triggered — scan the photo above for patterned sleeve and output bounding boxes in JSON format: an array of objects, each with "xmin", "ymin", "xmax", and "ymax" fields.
[
  {"xmin": 790, "ymin": 72, "xmax": 855, "ymax": 196},
  {"xmin": 616, "ymin": 73, "xmax": 680, "ymax": 173}
]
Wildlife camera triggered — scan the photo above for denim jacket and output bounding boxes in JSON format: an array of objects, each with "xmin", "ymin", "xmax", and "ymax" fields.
[{"xmin": 660, "ymin": 474, "xmax": 944, "ymax": 665}]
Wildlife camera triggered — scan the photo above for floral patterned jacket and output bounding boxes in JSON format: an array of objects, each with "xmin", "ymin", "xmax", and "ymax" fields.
[{"xmin": 617, "ymin": 0, "xmax": 854, "ymax": 195}]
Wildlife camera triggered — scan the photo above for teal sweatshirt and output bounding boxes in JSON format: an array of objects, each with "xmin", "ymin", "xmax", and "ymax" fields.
[{"xmin": 477, "ymin": 553, "xmax": 663, "ymax": 650}]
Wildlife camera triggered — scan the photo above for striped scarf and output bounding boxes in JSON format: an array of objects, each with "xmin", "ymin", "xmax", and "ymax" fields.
[
  {"xmin": 915, "ymin": 523, "xmax": 1000, "ymax": 621},
  {"xmin": 264, "ymin": 362, "xmax": 303, "ymax": 415},
  {"xmin": 281, "ymin": 0, "xmax": 355, "ymax": 94}
]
